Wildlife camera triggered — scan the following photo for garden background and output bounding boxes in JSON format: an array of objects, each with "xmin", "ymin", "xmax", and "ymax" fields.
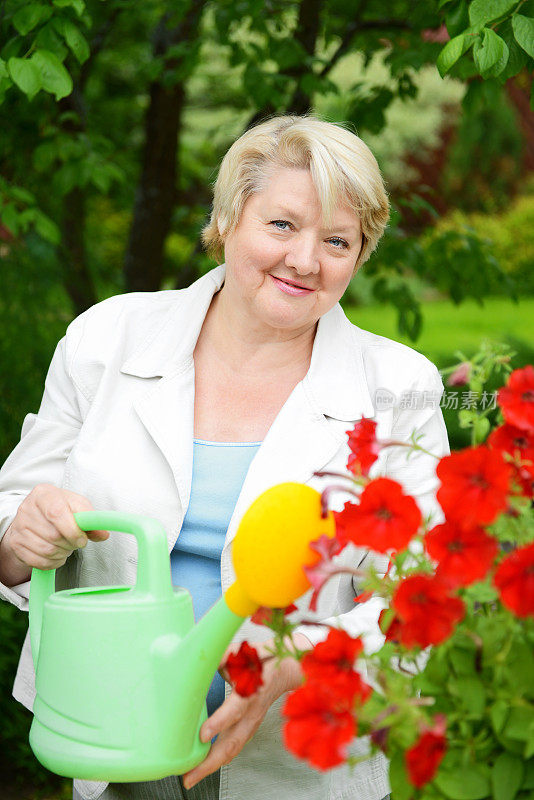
[{"xmin": 1, "ymin": 0, "xmax": 533, "ymax": 797}]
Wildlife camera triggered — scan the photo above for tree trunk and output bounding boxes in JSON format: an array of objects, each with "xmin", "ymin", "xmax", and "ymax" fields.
[
  {"xmin": 59, "ymin": 186, "xmax": 98, "ymax": 316},
  {"xmin": 124, "ymin": 3, "xmax": 206, "ymax": 292}
]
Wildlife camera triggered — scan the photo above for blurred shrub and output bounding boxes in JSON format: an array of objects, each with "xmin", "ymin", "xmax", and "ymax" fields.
[
  {"xmin": 429, "ymin": 180, "xmax": 534, "ymax": 295},
  {"xmin": 442, "ymin": 81, "xmax": 525, "ymax": 214}
]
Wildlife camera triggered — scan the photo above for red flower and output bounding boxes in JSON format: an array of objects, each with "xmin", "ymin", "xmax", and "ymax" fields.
[
  {"xmin": 346, "ymin": 418, "xmax": 380, "ymax": 476},
  {"xmin": 406, "ymin": 715, "xmax": 447, "ymax": 788},
  {"xmin": 378, "ymin": 609, "xmax": 403, "ymax": 643},
  {"xmin": 282, "ymin": 681, "xmax": 356, "ymax": 770},
  {"xmin": 425, "ymin": 521, "xmax": 498, "ymax": 589},
  {"xmin": 488, "ymin": 423, "xmax": 534, "ymax": 498},
  {"xmin": 493, "ymin": 542, "xmax": 534, "ymax": 618},
  {"xmin": 335, "ymin": 478, "xmax": 422, "ymax": 553},
  {"xmin": 301, "ymin": 629, "xmax": 371, "ymax": 704},
  {"xmin": 223, "ymin": 642, "xmax": 263, "ymax": 697},
  {"xmin": 497, "ymin": 366, "xmax": 534, "ymax": 431},
  {"xmin": 436, "ymin": 446, "xmax": 512, "ymax": 529},
  {"xmin": 392, "ymin": 574, "xmax": 465, "ymax": 648}
]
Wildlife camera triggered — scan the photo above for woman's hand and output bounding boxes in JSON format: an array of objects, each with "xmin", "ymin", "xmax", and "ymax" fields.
[
  {"xmin": 182, "ymin": 632, "xmax": 312, "ymax": 790},
  {"xmin": 0, "ymin": 483, "xmax": 109, "ymax": 586}
]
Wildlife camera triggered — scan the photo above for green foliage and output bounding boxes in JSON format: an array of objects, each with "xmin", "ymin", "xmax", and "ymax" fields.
[
  {"xmin": 429, "ymin": 186, "xmax": 534, "ymax": 294},
  {"xmin": 438, "ymin": 0, "xmax": 534, "ymax": 97}
]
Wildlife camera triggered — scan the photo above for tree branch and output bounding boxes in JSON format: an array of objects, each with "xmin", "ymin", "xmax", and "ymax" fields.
[{"xmin": 319, "ymin": 17, "xmax": 414, "ymax": 79}]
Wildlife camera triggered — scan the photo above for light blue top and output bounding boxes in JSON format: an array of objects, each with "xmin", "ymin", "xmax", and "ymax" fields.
[{"xmin": 170, "ymin": 439, "xmax": 261, "ymax": 717}]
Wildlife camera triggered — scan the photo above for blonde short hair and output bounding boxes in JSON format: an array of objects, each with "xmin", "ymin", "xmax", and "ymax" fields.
[{"xmin": 201, "ymin": 114, "xmax": 390, "ymax": 274}]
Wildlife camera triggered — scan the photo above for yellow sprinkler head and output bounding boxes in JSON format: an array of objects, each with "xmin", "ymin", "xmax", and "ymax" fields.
[{"xmin": 230, "ymin": 482, "xmax": 336, "ymax": 609}]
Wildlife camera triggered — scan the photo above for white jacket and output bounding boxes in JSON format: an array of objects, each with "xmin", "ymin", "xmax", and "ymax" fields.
[{"xmin": 0, "ymin": 264, "xmax": 449, "ymax": 800}]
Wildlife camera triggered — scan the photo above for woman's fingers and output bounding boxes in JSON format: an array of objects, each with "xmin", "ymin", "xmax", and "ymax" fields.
[
  {"xmin": 183, "ymin": 703, "xmax": 264, "ymax": 789},
  {"xmin": 199, "ymin": 691, "xmax": 245, "ymax": 743}
]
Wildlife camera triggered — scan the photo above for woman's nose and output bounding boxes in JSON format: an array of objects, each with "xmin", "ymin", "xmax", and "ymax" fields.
[{"xmin": 284, "ymin": 235, "xmax": 320, "ymax": 274}]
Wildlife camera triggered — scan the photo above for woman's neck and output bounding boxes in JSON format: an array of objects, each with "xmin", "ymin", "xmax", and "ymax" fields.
[{"xmin": 196, "ymin": 286, "xmax": 317, "ymax": 377}]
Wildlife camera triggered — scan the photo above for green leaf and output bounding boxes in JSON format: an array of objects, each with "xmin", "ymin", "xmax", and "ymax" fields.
[
  {"xmin": 0, "ymin": 202, "xmax": 19, "ymax": 235},
  {"xmin": 498, "ymin": 19, "xmax": 529, "ymax": 81},
  {"xmin": 522, "ymin": 759, "xmax": 534, "ymax": 789},
  {"xmin": 512, "ymin": 14, "xmax": 534, "ymax": 58},
  {"xmin": 491, "ymin": 701, "xmax": 509, "ymax": 734},
  {"xmin": 437, "ymin": 33, "xmax": 472, "ymax": 77},
  {"xmin": 492, "ymin": 752, "xmax": 524, "ymax": 800},
  {"xmin": 33, "ymin": 210, "xmax": 60, "ymax": 244},
  {"xmin": 469, "ymin": 0, "xmax": 518, "ymax": 27},
  {"xmin": 449, "ymin": 676, "xmax": 486, "ymax": 717},
  {"xmin": 446, "ymin": 0, "xmax": 470, "ymax": 38},
  {"xmin": 53, "ymin": 0, "xmax": 85, "ymax": 16},
  {"xmin": 34, "ymin": 20, "xmax": 69, "ymax": 59},
  {"xmin": 474, "ymin": 416, "xmax": 490, "ymax": 442},
  {"xmin": 435, "ymin": 756, "xmax": 491, "ymax": 800},
  {"xmin": 473, "ymin": 29, "xmax": 509, "ymax": 77},
  {"xmin": 55, "ymin": 18, "xmax": 90, "ymax": 64},
  {"xmin": 504, "ymin": 707, "xmax": 533, "ymax": 742},
  {"xmin": 6, "ymin": 57, "xmax": 41, "ymax": 100},
  {"xmin": 12, "ymin": 3, "xmax": 52, "ymax": 35},
  {"xmin": 9, "ymin": 186, "xmax": 35, "ymax": 203},
  {"xmin": 0, "ymin": 58, "xmax": 7, "ymax": 79},
  {"xmin": 30, "ymin": 49, "xmax": 72, "ymax": 100},
  {"xmin": 449, "ymin": 642, "xmax": 476, "ymax": 675}
]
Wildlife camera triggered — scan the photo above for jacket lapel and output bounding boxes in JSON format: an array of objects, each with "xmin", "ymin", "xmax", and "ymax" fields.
[{"xmin": 119, "ymin": 266, "xmax": 226, "ymax": 520}]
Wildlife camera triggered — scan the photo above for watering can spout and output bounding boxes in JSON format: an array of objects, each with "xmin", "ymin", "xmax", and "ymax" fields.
[
  {"xmin": 29, "ymin": 568, "xmax": 56, "ymax": 669},
  {"xmin": 171, "ymin": 584, "xmax": 257, "ymax": 710}
]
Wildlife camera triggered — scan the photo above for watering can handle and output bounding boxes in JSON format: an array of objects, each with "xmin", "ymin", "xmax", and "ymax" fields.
[
  {"xmin": 29, "ymin": 511, "xmax": 174, "ymax": 668},
  {"xmin": 72, "ymin": 511, "xmax": 173, "ymax": 599}
]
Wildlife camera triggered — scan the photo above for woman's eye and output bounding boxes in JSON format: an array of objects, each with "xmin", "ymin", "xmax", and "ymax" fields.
[
  {"xmin": 328, "ymin": 237, "xmax": 349, "ymax": 249},
  {"xmin": 271, "ymin": 220, "xmax": 291, "ymax": 231}
]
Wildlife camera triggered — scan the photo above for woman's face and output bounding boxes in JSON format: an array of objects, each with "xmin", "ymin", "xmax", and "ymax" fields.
[{"xmin": 220, "ymin": 166, "xmax": 363, "ymax": 336}]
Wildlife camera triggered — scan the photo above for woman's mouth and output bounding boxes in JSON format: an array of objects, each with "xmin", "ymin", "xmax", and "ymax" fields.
[{"xmin": 270, "ymin": 275, "xmax": 313, "ymax": 296}]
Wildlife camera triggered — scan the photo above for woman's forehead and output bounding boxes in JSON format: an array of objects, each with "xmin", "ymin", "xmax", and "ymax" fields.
[{"xmin": 248, "ymin": 179, "xmax": 360, "ymax": 232}]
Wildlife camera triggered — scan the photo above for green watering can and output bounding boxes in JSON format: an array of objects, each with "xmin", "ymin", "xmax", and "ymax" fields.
[{"xmin": 28, "ymin": 483, "xmax": 335, "ymax": 782}]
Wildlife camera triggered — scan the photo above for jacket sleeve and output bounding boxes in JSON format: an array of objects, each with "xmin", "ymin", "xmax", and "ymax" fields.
[
  {"xmin": 293, "ymin": 364, "xmax": 450, "ymax": 657},
  {"xmin": 0, "ymin": 314, "xmax": 89, "ymax": 611}
]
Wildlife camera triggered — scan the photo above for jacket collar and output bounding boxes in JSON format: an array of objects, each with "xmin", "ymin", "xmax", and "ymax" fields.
[{"xmin": 120, "ymin": 264, "xmax": 374, "ymax": 422}]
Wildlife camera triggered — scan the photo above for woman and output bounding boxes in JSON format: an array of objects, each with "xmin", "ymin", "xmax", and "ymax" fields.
[{"xmin": 0, "ymin": 115, "xmax": 449, "ymax": 800}]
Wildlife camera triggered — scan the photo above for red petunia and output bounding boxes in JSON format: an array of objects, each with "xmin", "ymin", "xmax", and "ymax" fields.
[
  {"xmin": 493, "ymin": 542, "xmax": 534, "ymax": 618},
  {"xmin": 335, "ymin": 478, "xmax": 422, "ymax": 554},
  {"xmin": 346, "ymin": 418, "xmax": 380, "ymax": 476},
  {"xmin": 497, "ymin": 365, "xmax": 534, "ymax": 431},
  {"xmin": 223, "ymin": 642, "xmax": 263, "ymax": 697},
  {"xmin": 392, "ymin": 574, "xmax": 465, "ymax": 648},
  {"xmin": 378, "ymin": 609, "xmax": 403, "ymax": 643},
  {"xmin": 301, "ymin": 629, "xmax": 371, "ymax": 704},
  {"xmin": 436, "ymin": 446, "xmax": 512, "ymax": 529},
  {"xmin": 488, "ymin": 423, "xmax": 534, "ymax": 498},
  {"xmin": 282, "ymin": 681, "xmax": 356, "ymax": 770},
  {"xmin": 406, "ymin": 715, "xmax": 447, "ymax": 788},
  {"xmin": 425, "ymin": 521, "xmax": 499, "ymax": 589}
]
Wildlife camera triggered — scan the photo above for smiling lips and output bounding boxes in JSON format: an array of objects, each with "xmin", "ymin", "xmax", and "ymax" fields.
[{"xmin": 270, "ymin": 275, "xmax": 314, "ymax": 296}]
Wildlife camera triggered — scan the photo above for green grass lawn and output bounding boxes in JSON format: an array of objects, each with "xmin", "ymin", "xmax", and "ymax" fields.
[{"xmin": 343, "ymin": 297, "xmax": 534, "ymax": 365}]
